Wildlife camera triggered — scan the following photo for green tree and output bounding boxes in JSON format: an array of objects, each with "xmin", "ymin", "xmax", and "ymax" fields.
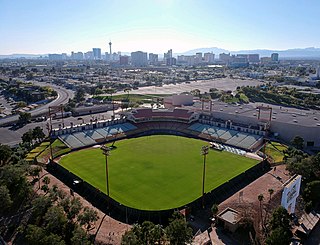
[
  {"xmin": 26, "ymin": 72, "xmax": 34, "ymax": 80},
  {"xmin": 41, "ymin": 233, "xmax": 66, "ymax": 245},
  {"xmin": 190, "ymin": 89, "xmax": 201, "ymax": 97},
  {"xmin": 303, "ymin": 180, "xmax": 320, "ymax": 206},
  {"xmin": 291, "ymin": 136, "xmax": 304, "ymax": 150},
  {"xmin": 140, "ymin": 221, "xmax": 157, "ymax": 244},
  {"xmin": 0, "ymin": 185, "xmax": 13, "ymax": 212},
  {"xmin": 22, "ymin": 129, "xmax": 34, "ymax": 147},
  {"xmin": 311, "ymin": 153, "xmax": 320, "ymax": 179},
  {"xmin": 60, "ymin": 197, "xmax": 83, "ymax": 221},
  {"xmin": 33, "ymin": 126, "xmax": 46, "ymax": 143},
  {"xmin": 41, "ymin": 184, "xmax": 50, "ymax": 194},
  {"xmin": 77, "ymin": 206, "xmax": 98, "ymax": 232},
  {"xmin": 31, "ymin": 195, "xmax": 53, "ymax": 224},
  {"xmin": 165, "ymin": 212, "xmax": 193, "ymax": 245},
  {"xmin": 94, "ymin": 88, "xmax": 103, "ymax": 95},
  {"xmin": 42, "ymin": 176, "xmax": 51, "ymax": 185},
  {"xmin": 258, "ymin": 194, "xmax": 264, "ymax": 223},
  {"xmin": 25, "ymin": 225, "xmax": 47, "ymax": 245},
  {"xmin": 0, "ymin": 143, "xmax": 12, "ymax": 166},
  {"xmin": 70, "ymin": 226, "xmax": 91, "ymax": 245},
  {"xmin": 26, "ymin": 225, "xmax": 66, "ymax": 245},
  {"xmin": 16, "ymin": 101, "xmax": 27, "ymax": 108},
  {"xmin": 266, "ymin": 206, "xmax": 292, "ymax": 245},
  {"xmin": 105, "ymin": 88, "xmax": 116, "ymax": 117},
  {"xmin": 41, "ymin": 176, "xmax": 50, "ymax": 194},
  {"xmin": 211, "ymin": 203, "xmax": 219, "ymax": 218},
  {"xmin": 29, "ymin": 166, "xmax": 42, "ymax": 189},
  {"xmin": 150, "ymin": 224, "xmax": 164, "ymax": 245},
  {"xmin": 44, "ymin": 205, "xmax": 67, "ymax": 235},
  {"xmin": 121, "ymin": 229, "xmax": 139, "ymax": 245},
  {"xmin": 266, "ymin": 226, "xmax": 292, "ymax": 245},
  {"xmin": 75, "ymin": 87, "xmax": 85, "ymax": 103},
  {"xmin": 0, "ymin": 164, "xmax": 32, "ymax": 207},
  {"xmin": 18, "ymin": 112, "xmax": 31, "ymax": 125},
  {"xmin": 268, "ymin": 188, "xmax": 274, "ymax": 201},
  {"xmin": 269, "ymin": 206, "xmax": 291, "ymax": 231}
]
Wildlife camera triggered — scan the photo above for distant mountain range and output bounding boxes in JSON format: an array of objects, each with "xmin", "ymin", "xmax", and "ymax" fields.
[
  {"xmin": 1, "ymin": 47, "xmax": 320, "ymax": 59},
  {"xmin": 178, "ymin": 47, "xmax": 320, "ymax": 59},
  {"xmin": 0, "ymin": 54, "xmax": 46, "ymax": 59}
]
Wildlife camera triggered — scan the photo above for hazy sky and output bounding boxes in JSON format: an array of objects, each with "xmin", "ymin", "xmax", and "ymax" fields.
[{"xmin": 1, "ymin": 0, "xmax": 319, "ymax": 55}]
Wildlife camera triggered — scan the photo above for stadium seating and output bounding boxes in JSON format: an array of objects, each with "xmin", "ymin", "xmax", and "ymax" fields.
[
  {"xmin": 58, "ymin": 122, "xmax": 137, "ymax": 149},
  {"xmin": 73, "ymin": 132, "xmax": 96, "ymax": 146},
  {"xmin": 188, "ymin": 123, "xmax": 263, "ymax": 151},
  {"xmin": 59, "ymin": 134, "xmax": 85, "ymax": 149}
]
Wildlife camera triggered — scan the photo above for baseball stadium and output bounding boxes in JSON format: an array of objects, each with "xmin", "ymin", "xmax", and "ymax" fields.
[{"xmin": 49, "ymin": 105, "xmax": 270, "ymax": 222}]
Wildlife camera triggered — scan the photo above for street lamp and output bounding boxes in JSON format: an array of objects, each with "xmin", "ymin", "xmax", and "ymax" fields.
[
  {"xmin": 101, "ymin": 145, "xmax": 111, "ymax": 196},
  {"xmin": 201, "ymin": 145, "xmax": 209, "ymax": 208}
]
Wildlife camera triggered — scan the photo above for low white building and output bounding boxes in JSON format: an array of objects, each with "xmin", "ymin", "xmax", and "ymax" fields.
[{"xmin": 163, "ymin": 94, "xmax": 193, "ymax": 108}]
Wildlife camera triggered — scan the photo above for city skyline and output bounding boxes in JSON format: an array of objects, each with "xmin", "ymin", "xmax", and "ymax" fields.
[{"xmin": 1, "ymin": 0, "xmax": 320, "ymax": 55}]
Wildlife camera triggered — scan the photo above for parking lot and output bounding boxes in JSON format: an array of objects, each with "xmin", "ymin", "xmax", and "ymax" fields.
[
  {"xmin": 113, "ymin": 78, "xmax": 264, "ymax": 96},
  {"xmin": 0, "ymin": 110, "xmax": 115, "ymax": 146},
  {"xmin": 0, "ymin": 94, "xmax": 15, "ymax": 117}
]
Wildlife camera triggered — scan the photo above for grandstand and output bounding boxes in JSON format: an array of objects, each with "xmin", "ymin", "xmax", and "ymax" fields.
[
  {"xmin": 188, "ymin": 122, "xmax": 263, "ymax": 151},
  {"xmin": 54, "ymin": 121, "xmax": 137, "ymax": 149},
  {"xmin": 124, "ymin": 108, "xmax": 264, "ymax": 152},
  {"xmin": 51, "ymin": 108, "xmax": 264, "ymax": 152}
]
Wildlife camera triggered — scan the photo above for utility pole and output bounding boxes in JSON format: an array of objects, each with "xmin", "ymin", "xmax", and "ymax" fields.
[
  {"xmin": 101, "ymin": 145, "xmax": 111, "ymax": 196},
  {"xmin": 201, "ymin": 145, "xmax": 209, "ymax": 208}
]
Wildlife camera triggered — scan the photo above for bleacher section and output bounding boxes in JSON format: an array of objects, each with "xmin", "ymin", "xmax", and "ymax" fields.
[
  {"xmin": 188, "ymin": 123, "xmax": 263, "ymax": 151},
  {"xmin": 58, "ymin": 123, "xmax": 137, "ymax": 149},
  {"xmin": 73, "ymin": 132, "xmax": 96, "ymax": 146},
  {"xmin": 59, "ymin": 134, "xmax": 85, "ymax": 149}
]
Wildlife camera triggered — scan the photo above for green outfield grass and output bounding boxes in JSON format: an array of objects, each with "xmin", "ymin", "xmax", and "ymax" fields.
[
  {"xmin": 265, "ymin": 141, "xmax": 288, "ymax": 163},
  {"xmin": 59, "ymin": 135, "xmax": 258, "ymax": 210}
]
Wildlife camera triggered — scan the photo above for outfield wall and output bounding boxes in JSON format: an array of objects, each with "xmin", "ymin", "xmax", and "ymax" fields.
[{"xmin": 47, "ymin": 159, "xmax": 270, "ymax": 225}]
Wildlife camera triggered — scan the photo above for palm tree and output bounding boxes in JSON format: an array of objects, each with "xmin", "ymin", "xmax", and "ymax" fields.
[
  {"xmin": 211, "ymin": 203, "xmax": 219, "ymax": 224},
  {"xmin": 124, "ymin": 88, "xmax": 131, "ymax": 110},
  {"xmin": 258, "ymin": 194, "xmax": 264, "ymax": 225},
  {"xmin": 268, "ymin": 188, "xmax": 274, "ymax": 201},
  {"xmin": 105, "ymin": 88, "xmax": 116, "ymax": 118}
]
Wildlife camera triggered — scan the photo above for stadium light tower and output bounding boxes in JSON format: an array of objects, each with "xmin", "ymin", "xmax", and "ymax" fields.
[
  {"xmin": 201, "ymin": 145, "xmax": 209, "ymax": 208},
  {"xmin": 101, "ymin": 145, "xmax": 111, "ymax": 196}
]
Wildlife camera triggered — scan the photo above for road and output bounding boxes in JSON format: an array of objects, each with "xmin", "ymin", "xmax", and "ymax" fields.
[
  {"xmin": 0, "ymin": 110, "xmax": 114, "ymax": 146},
  {"xmin": 0, "ymin": 81, "xmax": 74, "ymax": 126}
]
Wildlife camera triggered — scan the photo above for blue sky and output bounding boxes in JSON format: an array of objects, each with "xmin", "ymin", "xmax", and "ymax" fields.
[{"xmin": 0, "ymin": 0, "xmax": 319, "ymax": 54}]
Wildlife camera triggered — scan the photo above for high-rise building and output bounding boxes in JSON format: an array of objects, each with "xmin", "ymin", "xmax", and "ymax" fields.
[
  {"xmin": 92, "ymin": 48, "xmax": 101, "ymax": 60},
  {"xmin": 131, "ymin": 51, "xmax": 148, "ymax": 67},
  {"xmin": 164, "ymin": 49, "xmax": 174, "ymax": 66},
  {"xmin": 105, "ymin": 52, "xmax": 110, "ymax": 62},
  {"xmin": 247, "ymin": 54, "xmax": 260, "ymax": 63},
  {"xmin": 219, "ymin": 53, "xmax": 232, "ymax": 63},
  {"xmin": 271, "ymin": 53, "xmax": 279, "ymax": 62},
  {"xmin": 71, "ymin": 51, "xmax": 84, "ymax": 60},
  {"xmin": 120, "ymin": 55, "xmax": 129, "ymax": 65},
  {"xmin": 177, "ymin": 55, "xmax": 196, "ymax": 66},
  {"xmin": 316, "ymin": 66, "xmax": 320, "ymax": 79},
  {"xmin": 48, "ymin": 54, "xmax": 63, "ymax": 60},
  {"xmin": 85, "ymin": 51, "xmax": 94, "ymax": 60},
  {"xmin": 204, "ymin": 53, "xmax": 215, "ymax": 64},
  {"xmin": 260, "ymin": 57, "xmax": 272, "ymax": 63},
  {"xmin": 196, "ymin": 52, "xmax": 202, "ymax": 60},
  {"xmin": 149, "ymin": 53, "xmax": 158, "ymax": 65},
  {"xmin": 112, "ymin": 52, "xmax": 120, "ymax": 61}
]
